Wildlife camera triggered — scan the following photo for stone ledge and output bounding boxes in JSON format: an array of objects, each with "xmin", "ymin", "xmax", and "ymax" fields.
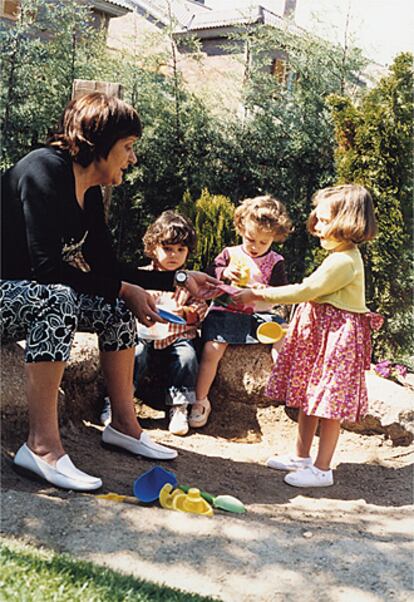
[{"xmin": 1, "ymin": 336, "xmax": 413, "ymax": 446}]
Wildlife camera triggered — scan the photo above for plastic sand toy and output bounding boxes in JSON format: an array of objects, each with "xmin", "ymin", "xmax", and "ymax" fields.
[
  {"xmin": 179, "ymin": 485, "xmax": 246, "ymax": 513},
  {"xmin": 159, "ymin": 483, "xmax": 213, "ymax": 516},
  {"xmin": 256, "ymin": 321, "xmax": 287, "ymax": 344},
  {"xmin": 133, "ymin": 466, "xmax": 178, "ymax": 502},
  {"xmin": 133, "ymin": 466, "xmax": 246, "ymax": 515}
]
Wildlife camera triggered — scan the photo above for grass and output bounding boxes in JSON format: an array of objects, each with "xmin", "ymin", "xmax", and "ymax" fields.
[{"xmin": 0, "ymin": 537, "xmax": 220, "ymax": 602}]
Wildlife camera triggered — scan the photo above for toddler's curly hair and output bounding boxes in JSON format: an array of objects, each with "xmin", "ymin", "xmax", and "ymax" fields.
[
  {"xmin": 143, "ymin": 210, "xmax": 196, "ymax": 258},
  {"xmin": 234, "ymin": 195, "xmax": 293, "ymax": 242}
]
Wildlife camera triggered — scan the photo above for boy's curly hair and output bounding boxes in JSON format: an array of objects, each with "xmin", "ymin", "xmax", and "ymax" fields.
[
  {"xmin": 143, "ymin": 211, "xmax": 197, "ymax": 258},
  {"xmin": 234, "ymin": 195, "xmax": 293, "ymax": 242}
]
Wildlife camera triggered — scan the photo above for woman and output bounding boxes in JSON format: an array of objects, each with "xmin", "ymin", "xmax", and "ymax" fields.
[{"xmin": 1, "ymin": 93, "xmax": 217, "ymax": 491}]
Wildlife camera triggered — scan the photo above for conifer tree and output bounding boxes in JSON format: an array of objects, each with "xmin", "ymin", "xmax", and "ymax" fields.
[
  {"xmin": 178, "ymin": 189, "xmax": 236, "ymax": 270},
  {"xmin": 328, "ymin": 53, "xmax": 413, "ymax": 357}
]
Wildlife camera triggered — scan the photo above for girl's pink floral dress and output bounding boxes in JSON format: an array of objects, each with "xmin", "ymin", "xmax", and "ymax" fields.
[{"xmin": 266, "ymin": 302, "xmax": 383, "ymax": 422}]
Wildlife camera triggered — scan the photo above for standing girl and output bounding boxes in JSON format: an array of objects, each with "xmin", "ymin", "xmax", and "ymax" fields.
[
  {"xmin": 190, "ymin": 196, "xmax": 292, "ymax": 429},
  {"xmin": 233, "ymin": 184, "xmax": 382, "ymax": 487}
]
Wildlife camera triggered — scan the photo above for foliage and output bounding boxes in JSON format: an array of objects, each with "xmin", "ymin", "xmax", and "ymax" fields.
[
  {"xmin": 178, "ymin": 189, "xmax": 236, "ymax": 270},
  {"xmin": 0, "ymin": 0, "xmax": 115, "ymax": 168},
  {"xmin": 2, "ymin": 5, "xmax": 410, "ymax": 357},
  {"xmin": 209, "ymin": 24, "xmax": 367, "ymax": 282},
  {"xmin": 328, "ymin": 53, "xmax": 414, "ymax": 357}
]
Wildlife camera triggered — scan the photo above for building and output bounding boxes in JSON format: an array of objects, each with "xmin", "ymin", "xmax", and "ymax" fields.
[
  {"xmin": 108, "ymin": 0, "xmax": 302, "ymax": 112},
  {"xmin": 0, "ymin": 0, "xmax": 131, "ymax": 29}
]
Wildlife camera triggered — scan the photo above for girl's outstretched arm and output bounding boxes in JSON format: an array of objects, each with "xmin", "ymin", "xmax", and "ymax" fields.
[{"xmin": 233, "ymin": 252, "xmax": 355, "ymax": 306}]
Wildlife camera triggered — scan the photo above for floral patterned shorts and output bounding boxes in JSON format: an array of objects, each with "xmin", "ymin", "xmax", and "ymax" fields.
[{"xmin": 0, "ymin": 280, "xmax": 138, "ymax": 362}]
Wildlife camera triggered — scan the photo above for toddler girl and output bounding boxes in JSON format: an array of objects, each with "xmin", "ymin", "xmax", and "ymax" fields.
[
  {"xmin": 101, "ymin": 211, "xmax": 208, "ymax": 436},
  {"xmin": 190, "ymin": 195, "xmax": 292, "ymax": 429},
  {"xmin": 234, "ymin": 184, "xmax": 383, "ymax": 487}
]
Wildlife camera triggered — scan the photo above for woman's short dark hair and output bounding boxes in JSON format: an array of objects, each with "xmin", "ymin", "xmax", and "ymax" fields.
[
  {"xmin": 143, "ymin": 211, "xmax": 197, "ymax": 258},
  {"xmin": 47, "ymin": 93, "xmax": 142, "ymax": 167}
]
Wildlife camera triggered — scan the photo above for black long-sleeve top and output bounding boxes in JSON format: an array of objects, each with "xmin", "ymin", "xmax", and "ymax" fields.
[{"xmin": 1, "ymin": 147, "xmax": 174, "ymax": 302}]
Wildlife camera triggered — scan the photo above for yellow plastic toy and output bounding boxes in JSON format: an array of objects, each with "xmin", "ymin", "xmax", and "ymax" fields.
[
  {"xmin": 231, "ymin": 260, "xmax": 250, "ymax": 287},
  {"xmin": 159, "ymin": 484, "xmax": 213, "ymax": 517},
  {"xmin": 173, "ymin": 487, "xmax": 214, "ymax": 517},
  {"xmin": 96, "ymin": 492, "xmax": 140, "ymax": 505},
  {"xmin": 159, "ymin": 483, "xmax": 184, "ymax": 509},
  {"xmin": 256, "ymin": 321, "xmax": 287, "ymax": 344}
]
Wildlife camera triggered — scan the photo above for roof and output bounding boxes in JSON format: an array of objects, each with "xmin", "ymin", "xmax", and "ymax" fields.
[
  {"xmin": 89, "ymin": 0, "xmax": 132, "ymax": 17},
  {"xmin": 127, "ymin": 1, "xmax": 303, "ymax": 37}
]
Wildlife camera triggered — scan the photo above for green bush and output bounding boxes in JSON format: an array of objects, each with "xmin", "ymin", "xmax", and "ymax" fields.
[
  {"xmin": 328, "ymin": 53, "xmax": 414, "ymax": 358},
  {"xmin": 178, "ymin": 189, "xmax": 236, "ymax": 270}
]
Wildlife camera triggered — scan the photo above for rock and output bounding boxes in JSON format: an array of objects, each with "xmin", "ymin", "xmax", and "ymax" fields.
[
  {"xmin": 2, "ymin": 337, "xmax": 413, "ymax": 447},
  {"xmin": 211, "ymin": 344, "xmax": 276, "ymax": 407},
  {"xmin": 285, "ymin": 370, "xmax": 414, "ymax": 446},
  {"xmin": 343, "ymin": 371, "xmax": 414, "ymax": 446},
  {"xmin": 1, "ymin": 334, "xmax": 103, "ymax": 442},
  {"xmin": 61, "ymin": 333, "xmax": 104, "ymax": 422}
]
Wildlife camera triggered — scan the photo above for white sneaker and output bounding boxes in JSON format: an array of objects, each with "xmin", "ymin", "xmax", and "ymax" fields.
[
  {"xmin": 284, "ymin": 465, "xmax": 334, "ymax": 488},
  {"xmin": 168, "ymin": 404, "xmax": 189, "ymax": 436},
  {"xmin": 100, "ymin": 396, "xmax": 112, "ymax": 426},
  {"xmin": 266, "ymin": 454, "xmax": 312, "ymax": 471}
]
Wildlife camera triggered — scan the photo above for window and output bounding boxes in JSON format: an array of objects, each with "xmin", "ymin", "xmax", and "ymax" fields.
[
  {"xmin": 272, "ymin": 57, "xmax": 287, "ymax": 84},
  {"xmin": 0, "ymin": 0, "xmax": 20, "ymax": 20},
  {"xmin": 271, "ymin": 57, "xmax": 297, "ymax": 92}
]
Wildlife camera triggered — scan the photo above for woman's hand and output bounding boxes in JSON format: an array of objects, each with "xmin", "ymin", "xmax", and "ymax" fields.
[
  {"xmin": 119, "ymin": 282, "xmax": 165, "ymax": 326},
  {"xmin": 185, "ymin": 271, "xmax": 221, "ymax": 299}
]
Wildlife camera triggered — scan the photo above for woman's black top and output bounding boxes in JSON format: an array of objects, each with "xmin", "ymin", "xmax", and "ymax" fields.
[{"xmin": 1, "ymin": 147, "xmax": 174, "ymax": 302}]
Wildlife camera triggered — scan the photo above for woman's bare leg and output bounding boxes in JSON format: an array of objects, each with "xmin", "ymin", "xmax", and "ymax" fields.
[
  {"xmin": 195, "ymin": 341, "xmax": 227, "ymax": 400},
  {"xmin": 100, "ymin": 347, "xmax": 142, "ymax": 439},
  {"xmin": 25, "ymin": 361, "xmax": 66, "ymax": 464}
]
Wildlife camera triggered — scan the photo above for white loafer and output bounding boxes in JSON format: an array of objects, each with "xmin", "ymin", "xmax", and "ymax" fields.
[
  {"xmin": 13, "ymin": 443, "xmax": 102, "ymax": 491},
  {"xmin": 102, "ymin": 425, "xmax": 178, "ymax": 460}
]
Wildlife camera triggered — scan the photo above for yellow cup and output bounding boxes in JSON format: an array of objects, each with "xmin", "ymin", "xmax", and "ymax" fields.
[{"xmin": 256, "ymin": 321, "xmax": 287, "ymax": 344}]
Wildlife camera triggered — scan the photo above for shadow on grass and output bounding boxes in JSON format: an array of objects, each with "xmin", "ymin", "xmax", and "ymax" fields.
[{"xmin": 0, "ymin": 540, "xmax": 220, "ymax": 602}]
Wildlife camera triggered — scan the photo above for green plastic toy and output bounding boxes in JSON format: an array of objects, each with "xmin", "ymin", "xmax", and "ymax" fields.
[{"xmin": 179, "ymin": 485, "xmax": 246, "ymax": 514}]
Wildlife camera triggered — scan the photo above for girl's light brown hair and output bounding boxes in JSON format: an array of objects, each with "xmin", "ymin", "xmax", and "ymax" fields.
[
  {"xmin": 308, "ymin": 184, "xmax": 377, "ymax": 243},
  {"xmin": 47, "ymin": 93, "xmax": 142, "ymax": 167},
  {"xmin": 143, "ymin": 211, "xmax": 196, "ymax": 259},
  {"xmin": 234, "ymin": 195, "xmax": 292, "ymax": 242}
]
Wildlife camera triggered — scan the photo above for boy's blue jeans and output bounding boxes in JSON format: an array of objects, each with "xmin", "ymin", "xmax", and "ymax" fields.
[{"xmin": 133, "ymin": 338, "xmax": 198, "ymax": 406}]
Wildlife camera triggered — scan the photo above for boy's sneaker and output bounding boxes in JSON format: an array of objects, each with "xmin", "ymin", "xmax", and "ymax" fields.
[
  {"xmin": 284, "ymin": 465, "xmax": 334, "ymax": 488},
  {"xmin": 168, "ymin": 404, "xmax": 189, "ymax": 436},
  {"xmin": 266, "ymin": 454, "xmax": 312, "ymax": 471},
  {"xmin": 100, "ymin": 396, "xmax": 112, "ymax": 427}
]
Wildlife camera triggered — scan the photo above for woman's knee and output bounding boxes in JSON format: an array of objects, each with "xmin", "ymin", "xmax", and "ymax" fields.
[
  {"xmin": 202, "ymin": 341, "xmax": 227, "ymax": 362},
  {"xmin": 1, "ymin": 281, "xmax": 79, "ymax": 358},
  {"xmin": 79, "ymin": 295, "xmax": 137, "ymax": 352}
]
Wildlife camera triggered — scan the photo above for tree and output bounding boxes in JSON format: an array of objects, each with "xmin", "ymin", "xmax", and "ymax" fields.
[
  {"xmin": 0, "ymin": 0, "xmax": 112, "ymax": 168},
  {"xmin": 328, "ymin": 53, "xmax": 414, "ymax": 358},
  {"xmin": 178, "ymin": 189, "xmax": 235, "ymax": 270}
]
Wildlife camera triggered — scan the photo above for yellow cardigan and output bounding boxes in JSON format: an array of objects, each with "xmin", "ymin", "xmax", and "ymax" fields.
[{"xmin": 263, "ymin": 247, "xmax": 369, "ymax": 313}]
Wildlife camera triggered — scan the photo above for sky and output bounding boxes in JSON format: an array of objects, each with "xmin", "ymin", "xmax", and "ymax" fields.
[{"xmin": 204, "ymin": 0, "xmax": 414, "ymax": 66}]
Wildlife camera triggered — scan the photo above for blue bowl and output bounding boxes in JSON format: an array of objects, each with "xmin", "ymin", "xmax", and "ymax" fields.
[
  {"xmin": 156, "ymin": 306, "xmax": 186, "ymax": 325},
  {"xmin": 133, "ymin": 466, "xmax": 178, "ymax": 503}
]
